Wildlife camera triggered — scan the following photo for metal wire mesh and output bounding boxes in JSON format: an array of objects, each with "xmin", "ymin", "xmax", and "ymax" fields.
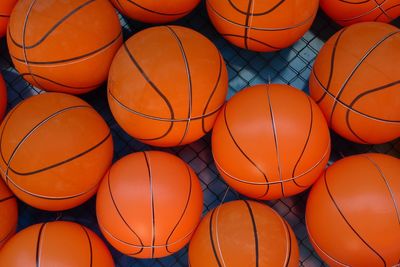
[{"xmin": 0, "ymin": 2, "xmax": 399, "ymax": 267}]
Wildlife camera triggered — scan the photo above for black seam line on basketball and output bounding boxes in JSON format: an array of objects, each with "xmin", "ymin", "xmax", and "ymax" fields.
[
  {"xmin": 108, "ymin": 89, "xmax": 223, "ymax": 122},
  {"xmin": 122, "ymin": 41, "xmax": 175, "ymax": 120},
  {"xmin": 11, "ymin": 31, "xmax": 122, "ymax": 65},
  {"xmin": 202, "ymin": 54, "xmax": 223, "ymax": 134},
  {"xmin": 8, "ymin": 131, "xmax": 111, "ymax": 176},
  {"xmin": 335, "ymin": 0, "xmax": 389, "ymax": 22},
  {"xmin": 328, "ymin": 30, "xmax": 400, "ymax": 128},
  {"xmin": 207, "ymin": 3, "xmax": 316, "ymax": 32},
  {"xmin": 36, "ymin": 223, "xmax": 46, "ymax": 267},
  {"xmin": 22, "ymin": 0, "xmax": 42, "ymax": 89},
  {"xmin": 0, "ymin": 14, "xmax": 10, "ymax": 18},
  {"xmin": 0, "ymin": 226, "xmax": 15, "ymax": 245},
  {"xmin": 81, "ymin": 225, "xmax": 93, "ymax": 267},
  {"xmin": 0, "ymin": 101, "xmax": 26, "ymax": 184},
  {"xmin": 363, "ymin": 155, "xmax": 400, "ymax": 225},
  {"xmin": 143, "ymin": 152, "xmax": 156, "ymax": 259},
  {"xmin": 312, "ymin": 70, "xmax": 400, "ymax": 123},
  {"xmin": 209, "ymin": 208, "xmax": 222, "ymax": 267},
  {"xmin": 9, "ymin": 0, "xmax": 96, "ymax": 49},
  {"xmin": 243, "ymin": 0, "xmax": 254, "ymax": 50},
  {"xmin": 165, "ymin": 26, "xmax": 193, "ymax": 147},
  {"xmin": 266, "ymin": 86, "xmax": 284, "ymax": 197},
  {"xmin": 221, "ymin": 34, "xmax": 281, "ymax": 50},
  {"xmin": 375, "ymin": 3, "xmax": 400, "ymax": 21},
  {"xmin": 19, "ymin": 73, "xmax": 102, "ymax": 90},
  {"xmin": 243, "ymin": 200, "xmax": 259, "ymax": 267},
  {"xmin": 0, "ymin": 195, "xmax": 14, "ymax": 203},
  {"xmin": 324, "ymin": 172, "xmax": 387, "ymax": 266},
  {"xmin": 223, "ymin": 104, "xmax": 270, "ymax": 197},
  {"xmin": 214, "ymin": 142, "xmax": 330, "ymax": 185},
  {"xmin": 315, "ymin": 27, "xmax": 347, "ymax": 104},
  {"xmin": 372, "ymin": 0, "xmax": 394, "ymax": 20},
  {"xmin": 0, "ymin": 105, "xmax": 91, "ymax": 177},
  {"xmin": 283, "ymin": 220, "xmax": 292, "ymax": 267},
  {"xmin": 338, "ymin": 0, "xmax": 370, "ymax": 3},
  {"xmin": 165, "ymin": 163, "xmax": 192, "ymax": 254},
  {"xmin": 211, "ymin": 0, "xmax": 285, "ymax": 17},
  {"xmin": 125, "ymin": 0, "xmax": 189, "ymax": 16},
  {"xmin": 107, "ymin": 171, "xmax": 145, "ymax": 254},
  {"xmin": 291, "ymin": 96, "xmax": 314, "ymax": 188}
]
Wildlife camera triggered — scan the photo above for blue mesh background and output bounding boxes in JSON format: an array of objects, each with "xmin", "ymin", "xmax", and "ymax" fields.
[{"xmin": 1, "ymin": 2, "xmax": 399, "ymax": 267}]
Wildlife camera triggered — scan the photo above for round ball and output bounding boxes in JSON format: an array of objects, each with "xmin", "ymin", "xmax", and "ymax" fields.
[
  {"xmin": 206, "ymin": 0, "xmax": 319, "ymax": 52},
  {"xmin": 0, "ymin": 178, "xmax": 17, "ymax": 248},
  {"xmin": 0, "ymin": 74, "xmax": 6, "ymax": 121},
  {"xmin": 189, "ymin": 200, "xmax": 299, "ymax": 267},
  {"xmin": 110, "ymin": 0, "xmax": 200, "ymax": 24},
  {"xmin": 0, "ymin": 0, "xmax": 17, "ymax": 37},
  {"xmin": 212, "ymin": 84, "xmax": 331, "ymax": 200},
  {"xmin": 306, "ymin": 153, "xmax": 400, "ymax": 267},
  {"xmin": 96, "ymin": 151, "xmax": 203, "ymax": 258},
  {"xmin": 0, "ymin": 221, "xmax": 114, "ymax": 266},
  {"xmin": 108, "ymin": 25, "xmax": 228, "ymax": 147},
  {"xmin": 0, "ymin": 93, "xmax": 113, "ymax": 211},
  {"xmin": 320, "ymin": 0, "xmax": 400, "ymax": 26},
  {"xmin": 7, "ymin": 0, "xmax": 122, "ymax": 94},
  {"xmin": 310, "ymin": 22, "xmax": 400, "ymax": 144}
]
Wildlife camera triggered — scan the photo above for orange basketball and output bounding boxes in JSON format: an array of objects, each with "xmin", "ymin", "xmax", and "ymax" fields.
[
  {"xmin": 212, "ymin": 84, "xmax": 331, "ymax": 200},
  {"xmin": 206, "ymin": 0, "xmax": 319, "ymax": 52},
  {"xmin": 0, "ymin": 0, "xmax": 17, "ymax": 37},
  {"xmin": 0, "ymin": 74, "xmax": 6, "ymax": 121},
  {"xmin": 189, "ymin": 200, "xmax": 299, "ymax": 267},
  {"xmin": 0, "ymin": 178, "xmax": 17, "ymax": 249},
  {"xmin": 306, "ymin": 153, "xmax": 400, "ymax": 267},
  {"xmin": 320, "ymin": 0, "xmax": 400, "ymax": 26},
  {"xmin": 0, "ymin": 93, "xmax": 113, "ymax": 211},
  {"xmin": 310, "ymin": 22, "xmax": 400, "ymax": 144},
  {"xmin": 0, "ymin": 221, "xmax": 114, "ymax": 266},
  {"xmin": 96, "ymin": 151, "xmax": 203, "ymax": 258},
  {"xmin": 110, "ymin": 0, "xmax": 200, "ymax": 23},
  {"xmin": 108, "ymin": 25, "xmax": 228, "ymax": 147},
  {"xmin": 7, "ymin": 0, "xmax": 122, "ymax": 94}
]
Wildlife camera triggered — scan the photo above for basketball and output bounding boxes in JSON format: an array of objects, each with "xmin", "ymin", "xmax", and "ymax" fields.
[
  {"xmin": 206, "ymin": 0, "xmax": 319, "ymax": 52},
  {"xmin": 310, "ymin": 22, "xmax": 400, "ymax": 144},
  {"xmin": 212, "ymin": 84, "xmax": 331, "ymax": 200},
  {"xmin": 0, "ymin": 178, "xmax": 17, "ymax": 248},
  {"xmin": 189, "ymin": 200, "xmax": 299, "ymax": 267},
  {"xmin": 306, "ymin": 153, "xmax": 400, "ymax": 266},
  {"xmin": 108, "ymin": 25, "xmax": 228, "ymax": 147},
  {"xmin": 110, "ymin": 0, "xmax": 200, "ymax": 24},
  {"xmin": 7, "ymin": 0, "xmax": 122, "ymax": 94},
  {"xmin": 0, "ymin": 221, "xmax": 114, "ymax": 266},
  {"xmin": 0, "ymin": 0, "xmax": 17, "ymax": 37},
  {"xmin": 0, "ymin": 93, "xmax": 113, "ymax": 211},
  {"xmin": 0, "ymin": 74, "xmax": 6, "ymax": 121},
  {"xmin": 320, "ymin": 0, "xmax": 400, "ymax": 26},
  {"xmin": 96, "ymin": 151, "xmax": 203, "ymax": 258}
]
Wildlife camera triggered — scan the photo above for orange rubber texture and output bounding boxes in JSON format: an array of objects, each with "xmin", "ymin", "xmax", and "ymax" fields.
[
  {"xmin": 110, "ymin": 0, "xmax": 200, "ymax": 24},
  {"xmin": 108, "ymin": 25, "xmax": 228, "ymax": 147},
  {"xmin": 0, "ymin": 221, "xmax": 114, "ymax": 266},
  {"xmin": 0, "ymin": 0, "xmax": 17, "ymax": 37},
  {"xmin": 0, "ymin": 178, "xmax": 17, "ymax": 249},
  {"xmin": 206, "ymin": 0, "xmax": 319, "ymax": 52},
  {"xmin": 96, "ymin": 151, "xmax": 203, "ymax": 259},
  {"xmin": 212, "ymin": 84, "xmax": 331, "ymax": 200},
  {"xmin": 306, "ymin": 153, "xmax": 400, "ymax": 267},
  {"xmin": 189, "ymin": 200, "xmax": 299, "ymax": 267},
  {"xmin": 7, "ymin": 0, "xmax": 122, "ymax": 94},
  {"xmin": 0, "ymin": 93, "xmax": 113, "ymax": 211},
  {"xmin": 309, "ymin": 22, "xmax": 400, "ymax": 144},
  {"xmin": 320, "ymin": 0, "xmax": 400, "ymax": 26}
]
